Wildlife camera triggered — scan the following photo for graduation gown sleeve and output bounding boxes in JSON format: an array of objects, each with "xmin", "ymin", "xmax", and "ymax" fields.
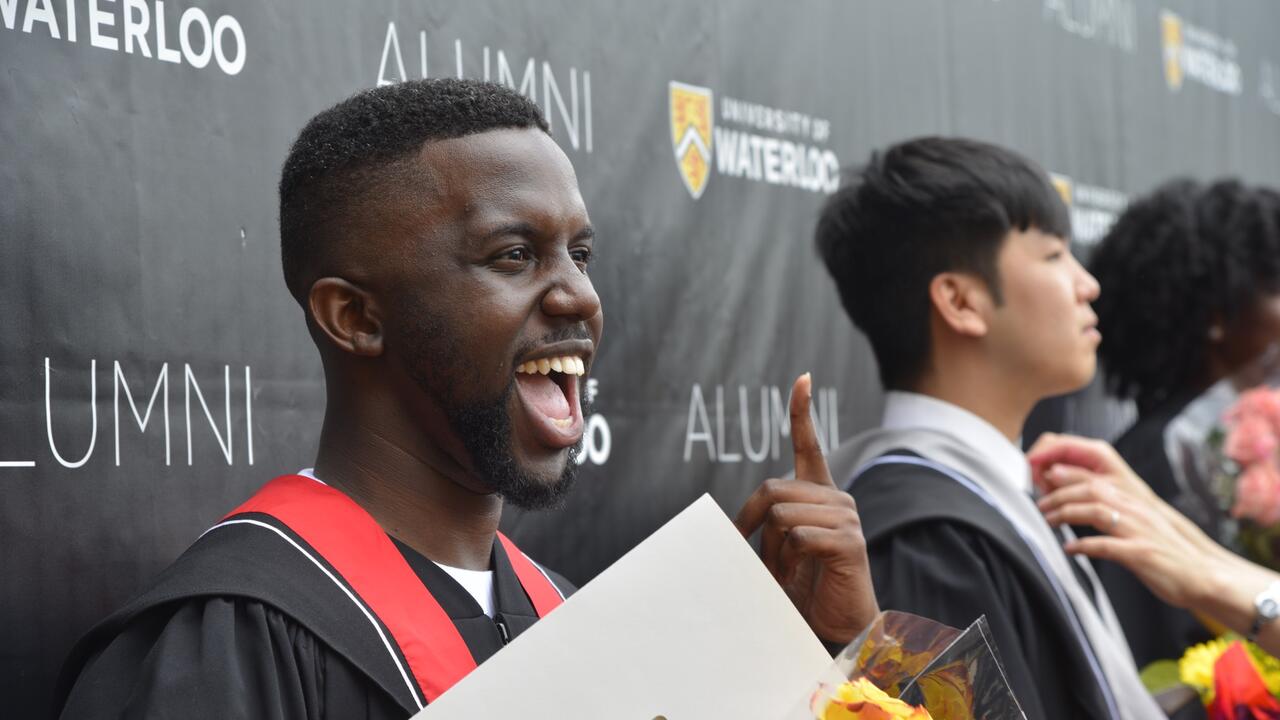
[
  {"xmin": 59, "ymin": 597, "xmax": 404, "ymax": 720},
  {"xmin": 867, "ymin": 520, "xmax": 1086, "ymax": 720}
]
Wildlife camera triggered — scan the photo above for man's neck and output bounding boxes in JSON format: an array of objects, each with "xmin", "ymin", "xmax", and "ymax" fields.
[
  {"xmin": 312, "ymin": 409, "xmax": 503, "ymax": 571},
  {"xmin": 912, "ymin": 367, "xmax": 1037, "ymax": 443}
]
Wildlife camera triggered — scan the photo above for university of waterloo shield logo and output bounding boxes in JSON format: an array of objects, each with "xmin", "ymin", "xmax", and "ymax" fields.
[
  {"xmin": 1050, "ymin": 173, "xmax": 1074, "ymax": 207},
  {"xmin": 670, "ymin": 81, "xmax": 714, "ymax": 199},
  {"xmin": 1161, "ymin": 11, "xmax": 1184, "ymax": 91}
]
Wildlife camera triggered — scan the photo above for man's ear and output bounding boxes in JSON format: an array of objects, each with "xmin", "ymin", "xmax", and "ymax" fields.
[
  {"xmin": 928, "ymin": 272, "xmax": 991, "ymax": 339},
  {"xmin": 307, "ymin": 277, "xmax": 384, "ymax": 357}
]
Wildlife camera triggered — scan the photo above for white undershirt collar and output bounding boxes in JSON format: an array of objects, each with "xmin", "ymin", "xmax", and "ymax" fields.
[
  {"xmin": 880, "ymin": 392, "xmax": 1032, "ymax": 494},
  {"xmin": 295, "ymin": 468, "xmax": 497, "ymax": 617}
]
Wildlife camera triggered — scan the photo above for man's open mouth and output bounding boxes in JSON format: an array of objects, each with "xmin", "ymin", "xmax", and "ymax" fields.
[{"xmin": 513, "ymin": 351, "xmax": 587, "ymax": 449}]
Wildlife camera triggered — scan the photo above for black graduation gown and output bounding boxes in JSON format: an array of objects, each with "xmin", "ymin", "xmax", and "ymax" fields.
[
  {"xmin": 1096, "ymin": 399, "xmax": 1214, "ymax": 668},
  {"xmin": 850, "ymin": 453, "xmax": 1115, "ymax": 720},
  {"xmin": 53, "ymin": 516, "xmax": 574, "ymax": 720}
]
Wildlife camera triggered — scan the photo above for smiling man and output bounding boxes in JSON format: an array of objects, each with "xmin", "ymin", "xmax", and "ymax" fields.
[
  {"xmin": 815, "ymin": 138, "xmax": 1163, "ymax": 720},
  {"xmin": 53, "ymin": 79, "xmax": 876, "ymax": 720}
]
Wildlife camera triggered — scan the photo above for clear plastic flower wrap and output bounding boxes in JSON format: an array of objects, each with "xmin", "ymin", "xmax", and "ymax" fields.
[{"xmin": 784, "ymin": 610, "xmax": 1028, "ymax": 720}]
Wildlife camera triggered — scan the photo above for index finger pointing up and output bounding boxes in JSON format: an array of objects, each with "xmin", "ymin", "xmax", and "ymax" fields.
[{"xmin": 790, "ymin": 373, "xmax": 835, "ymax": 487}]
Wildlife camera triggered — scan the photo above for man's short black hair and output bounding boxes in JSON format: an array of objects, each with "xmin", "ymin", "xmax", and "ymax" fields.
[
  {"xmin": 1091, "ymin": 179, "xmax": 1280, "ymax": 412},
  {"xmin": 279, "ymin": 78, "xmax": 550, "ymax": 302},
  {"xmin": 814, "ymin": 136, "xmax": 1071, "ymax": 390}
]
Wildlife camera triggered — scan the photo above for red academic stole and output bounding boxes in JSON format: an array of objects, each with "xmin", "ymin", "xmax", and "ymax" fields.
[{"xmin": 223, "ymin": 475, "xmax": 564, "ymax": 706}]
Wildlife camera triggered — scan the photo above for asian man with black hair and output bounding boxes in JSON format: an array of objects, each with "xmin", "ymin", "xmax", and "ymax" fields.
[{"xmin": 815, "ymin": 137, "xmax": 1163, "ymax": 720}]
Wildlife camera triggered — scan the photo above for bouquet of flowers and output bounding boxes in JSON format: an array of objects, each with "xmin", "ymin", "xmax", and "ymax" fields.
[
  {"xmin": 785, "ymin": 611, "xmax": 1026, "ymax": 720},
  {"xmin": 1150, "ymin": 635, "xmax": 1280, "ymax": 719},
  {"xmin": 1206, "ymin": 385, "xmax": 1280, "ymax": 569}
]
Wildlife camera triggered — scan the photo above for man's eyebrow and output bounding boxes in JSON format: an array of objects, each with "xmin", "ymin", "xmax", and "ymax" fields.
[
  {"xmin": 478, "ymin": 221, "xmax": 539, "ymax": 241},
  {"xmin": 475, "ymin": 222, "xmax": 594, "ymax": 242}
]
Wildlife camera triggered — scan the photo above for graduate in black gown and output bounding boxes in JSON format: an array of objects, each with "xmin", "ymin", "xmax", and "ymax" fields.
[
  {"xmin": 1089, "ymin": 180, "xmax": 1280, "ymax": 668},
  {"xmin": 57, "ymin": 522, "xmax": 576, "ymax": 719},
  {"xmin": 54, "ymin": 79, "xmax": 881, "ymax": 720},
  {"xmin": 811, "ymin": 138, "xmax": 1164, "ymax": 719}
]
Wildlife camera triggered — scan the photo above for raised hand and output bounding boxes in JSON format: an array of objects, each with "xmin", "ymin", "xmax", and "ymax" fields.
[
  {"xmin": 1028, "ymin": 434, "xmax": 1280, "ymax": 657},
  {"xmin": 734, "ymin": 373, "xmax": 879, "ymax": 644},
  {"xmin": 1028, "ymin": 432, "xmax": 1217, "ymax": 554},
  {"xmin": 1028, "ymin": 432, "xmax": 1231, "ymax": 609},
  {"xmin": 1027, "ymin": 432, "xmax": 1158, "ymax": 504}
]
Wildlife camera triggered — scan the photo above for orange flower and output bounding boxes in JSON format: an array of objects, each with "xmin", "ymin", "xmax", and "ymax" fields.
[{"xmin": 818, "ymin": 678, "xmax": 934, "ymax": 720}]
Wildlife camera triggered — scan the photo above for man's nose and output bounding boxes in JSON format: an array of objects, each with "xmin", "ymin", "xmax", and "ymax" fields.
[
  {"xmin": 541, "ymin": 256, "xmax": 601, "ymax": 322},
  {"xmin": 1075, "ymin": 257, "xmax": 1101, "ymax": 303}
]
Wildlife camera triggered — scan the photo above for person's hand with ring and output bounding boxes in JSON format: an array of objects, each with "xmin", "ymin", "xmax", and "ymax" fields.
[
  {"xmin": 1026, "ymin": 432, "xmax": 1228, "ymax": 610},
  {"xmin": 1025, "ymin": 433, "xmax": 1280, "ymax": 658}
]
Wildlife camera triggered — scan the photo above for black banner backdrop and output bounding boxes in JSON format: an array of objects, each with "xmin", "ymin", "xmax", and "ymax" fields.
[{"xmin": 3, "ymin": 1, "xmax": 1279, "ymax": 715}]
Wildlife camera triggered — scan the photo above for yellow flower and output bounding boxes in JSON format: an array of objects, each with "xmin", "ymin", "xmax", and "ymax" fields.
[
  {"xmin": 1178, "ymin": 636, "xmax": 1280, "ymax": 705},
  {"xmin": 1179, "ymin": 637, "xmax": 1230, "ymax": 703},
  {"xmin": 818, "ymin": 678, "xmax": 934, "ymax": 720}
]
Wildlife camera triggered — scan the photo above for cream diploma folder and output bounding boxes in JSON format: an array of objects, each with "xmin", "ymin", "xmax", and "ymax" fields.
[{"xmin": 415, "ymin": 495, "xmax": 835, "ymax": 718}]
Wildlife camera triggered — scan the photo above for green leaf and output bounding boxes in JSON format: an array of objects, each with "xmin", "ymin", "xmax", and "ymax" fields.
[{"xmin": 1141, "ymin": 659, "xmax": 1184, "ymax": 694}]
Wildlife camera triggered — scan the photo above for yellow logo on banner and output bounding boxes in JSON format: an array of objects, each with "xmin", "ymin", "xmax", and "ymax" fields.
[
  {"xmin": 670, "ymin": 81, "xmax": 714, "ymax": 200},
  {"xmin": 1162, "ymin": 11, "xmax": 1184, "ymax": 91},
  {"xmin": 1050, "ymin": 173, "xmax": 1074, "ymax": 206}
]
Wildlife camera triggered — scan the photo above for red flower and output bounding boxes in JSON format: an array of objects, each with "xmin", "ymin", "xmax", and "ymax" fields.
[{"xmin": 1207, "ymin": 642, "xmax": 1280, "ymax": 720}]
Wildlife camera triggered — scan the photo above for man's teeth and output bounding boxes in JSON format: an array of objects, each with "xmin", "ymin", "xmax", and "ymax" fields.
[{"xmin": 515, "ymin": 356, "xmax": 586, "ymax": 376}]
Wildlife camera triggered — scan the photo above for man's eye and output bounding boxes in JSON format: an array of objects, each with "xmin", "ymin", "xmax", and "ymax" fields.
[
  {"xmin": 1046, "ymin": 250, "xmax": 1065, "ymax": 261},
  {"xmin": 570, "ymin": 248, "xmax": 593, "ymax": 268},
  {"xmin": 498, "ymin": 247, "xmax": 532, "ymax": 262}
]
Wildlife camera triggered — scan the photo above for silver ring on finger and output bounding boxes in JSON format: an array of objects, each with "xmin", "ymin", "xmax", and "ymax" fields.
[{"xmin": 1108, "ymin": 508, "xmax": 1120, "ymax": 533}]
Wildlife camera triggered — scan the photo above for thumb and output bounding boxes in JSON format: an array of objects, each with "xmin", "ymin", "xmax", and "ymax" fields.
[{"xmin": 790, "ymin": 373, "xmax": 835, "ymax": 487}]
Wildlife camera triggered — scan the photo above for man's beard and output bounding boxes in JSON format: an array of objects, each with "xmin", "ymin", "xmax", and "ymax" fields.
[
  {"xmin": 448, "ymin": 379, "xmax": 583, "ymax": 511},
  {"xmin": 399, "ymin": 310, "xmax": 586, "ymax": 511}
]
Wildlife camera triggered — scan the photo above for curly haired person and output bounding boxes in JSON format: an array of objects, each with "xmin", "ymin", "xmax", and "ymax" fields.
[{"xmin": 1088, "ymin": 179, "xmax": 1280, "ymax": 667}]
